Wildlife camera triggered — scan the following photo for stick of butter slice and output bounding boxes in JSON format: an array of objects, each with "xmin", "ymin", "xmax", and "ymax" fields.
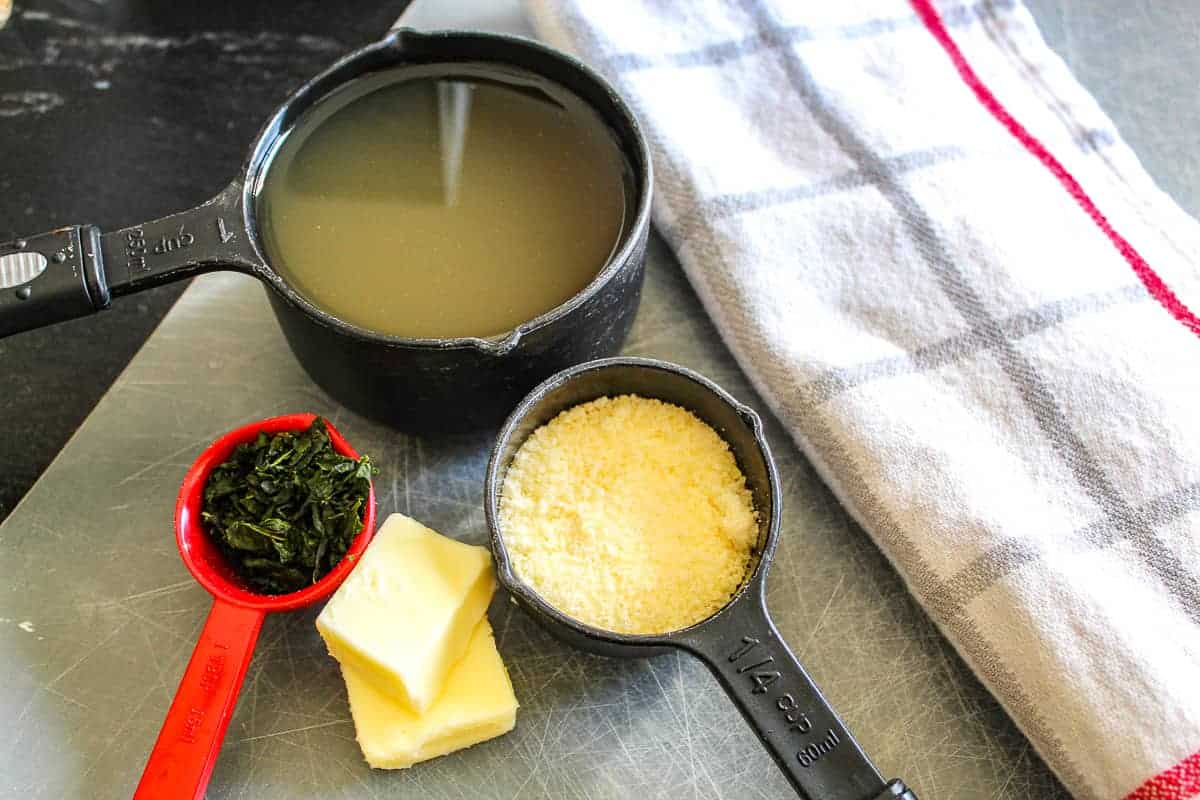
[
  {"xmin": 317, "ymin": 513, "xmax": 496, "ymax": 713},
  {"xmin": 343, "ymin": 618, "xmax": 517, "ymax": 769}
]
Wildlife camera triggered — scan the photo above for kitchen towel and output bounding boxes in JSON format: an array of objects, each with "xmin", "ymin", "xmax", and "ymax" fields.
[{"xmin": 525, "ymin": 1, "xmax": 1200, "ymax": 798}]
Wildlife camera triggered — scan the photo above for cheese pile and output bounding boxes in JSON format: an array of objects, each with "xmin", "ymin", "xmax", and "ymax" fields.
[
  {"xmin": 316, "ymin": 513, "xmax": 517, "ymax": 769},
  {"xmin": 499, "ymin": 395, "xmax": 759, "ymax": 635}
]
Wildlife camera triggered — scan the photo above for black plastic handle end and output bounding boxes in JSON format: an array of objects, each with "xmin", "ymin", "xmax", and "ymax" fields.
[
  {"xmin": 0, "ymin": 182, "xmax": 263, "ymax": 340},
  {"xmin": 0, "ymin": 225, "xmax": 109, "ymax": 338}
]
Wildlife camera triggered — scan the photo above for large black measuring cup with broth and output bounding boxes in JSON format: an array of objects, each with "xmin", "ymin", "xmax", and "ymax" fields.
[
  {"xmin": 486, "ymin": 358, "xmax": 917, "ymax": 800},
  {"xmin": 0, "ymin": 29, "xmax": 651, "ymax": 432}
]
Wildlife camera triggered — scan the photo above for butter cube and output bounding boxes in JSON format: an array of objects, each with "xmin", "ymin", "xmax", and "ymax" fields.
[
  {"xmin": 317, "ymin": 513, "xmax": 496, "ymax": 713},
  {"xmin": 343, "ymin": 618, "xmax": 517, "ymax": 769}
]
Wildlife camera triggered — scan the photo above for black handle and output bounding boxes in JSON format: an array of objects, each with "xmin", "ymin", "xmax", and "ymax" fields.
[
  {"xmin": 99, "ymin": 181, "xmax": 261, "ymax": 297},
  {"xmin": 678, "ymin": 587, "xmax": 917, "ymax": 800},
  {"xmin": 0, "ymin": 181, "xmax": 262, "ymax": 339},
  {"xmin": 0, "ymin": 225, "xmax": 109, "ymax": 337}
]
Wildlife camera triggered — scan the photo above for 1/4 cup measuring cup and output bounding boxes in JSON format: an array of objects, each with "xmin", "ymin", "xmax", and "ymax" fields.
[
  {"xmin": 484, "ymin": 358, "xmax": 917, "ymax": 800},
  {"xmin": 134, "ymin": 413, "xmax": 376, "ymax": 800}
]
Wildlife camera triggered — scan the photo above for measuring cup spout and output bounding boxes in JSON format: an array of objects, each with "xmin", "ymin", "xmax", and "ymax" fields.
[
  {"xmin": 0, "ymin": 181, "xmax": 262, "ymax": 339},
  {"xmin": 133, "ymin": 599, "xmax": 264, "ymax": 800}
]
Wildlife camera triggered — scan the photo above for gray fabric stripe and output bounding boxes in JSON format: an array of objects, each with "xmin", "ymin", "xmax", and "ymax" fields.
[
  {"xmin": 744, "ymin": 0, "xmax": 1200, "ymax": 627},
  {"xmin": 975, "ymin": 0, "xmax": 1197, "ymax": 268},
  {"xmin": 775, "ymin": 402, "xmax": 1090, "ymax": 795},
  {"xmin": 662, "ymin": 145, "xmax": 963, "ymax": 244},
  {"xmin": 800, "ymin": 284, "xmax": 1148, "ymax": 409},
  {"xmin": 938, "ymin": 613, "xmax": 1088, "ymax": 794},
  {"xmin": 607, "ymin": 0, "xmax": 1016, "ymax": 73},
  {"xmin": 925, "ymin": 482, "xmax": 1200, "ymax": 620},
  {"xmin": 665, "ymin": 129, "xmax": 1114, "ymax": 245}
]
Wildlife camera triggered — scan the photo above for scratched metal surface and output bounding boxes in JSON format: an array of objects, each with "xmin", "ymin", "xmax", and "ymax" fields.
[
  {"xmin": 4, "ymin": 0, "xmax": 1191, "ymax": 797},
  {"xmin": 0, "ymin": 246, "xmax": 1064, "ymax": 799}
]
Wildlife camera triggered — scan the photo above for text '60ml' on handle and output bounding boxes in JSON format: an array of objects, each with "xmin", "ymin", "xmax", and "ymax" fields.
[
  {"xmin": 133, "ymin": 601, "xmax": 264, "ymax": 800},
  {"xmin": 678, "ymin": 586, "xmax": 918, "ymax": 800},
  {"xmin": 0, "ymin": 181, "xmax": 262, "ymax": 339}
]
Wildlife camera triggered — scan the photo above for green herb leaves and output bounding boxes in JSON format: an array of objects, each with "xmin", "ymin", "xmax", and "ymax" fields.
[{"xmin": 202, "ymin": 418, "xmax": 374, "ymax": 595}]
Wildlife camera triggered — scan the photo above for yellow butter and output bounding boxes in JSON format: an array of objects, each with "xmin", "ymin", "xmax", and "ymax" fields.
[
  {"xmin": 343, "ymin": 618, "xmax": 518, "ymax": 769},
  {"xmin": 316, "ymin": 513, "xmax": 495, "ymax": 713}
]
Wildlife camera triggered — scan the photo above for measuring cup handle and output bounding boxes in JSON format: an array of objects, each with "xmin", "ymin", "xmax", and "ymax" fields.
[
  {"xmin": 100, "ymin": 181, "xmax": 262, "ymax": 296},
  {"xmin": 678, "ymin": 587, "xmax": 917, "ymax": 800},
  {"xmin": 134, "ymin": 599, "xmax": 265, "ymax": 800},
  {"xmin": 0, "ymin": 181, "xmax": 261, "ymax": 338}
]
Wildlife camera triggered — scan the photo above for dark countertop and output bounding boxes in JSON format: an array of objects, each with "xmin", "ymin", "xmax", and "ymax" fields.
[{"xmin": 0, "ymin": 0, "xmax": 410, "ymax": 519}]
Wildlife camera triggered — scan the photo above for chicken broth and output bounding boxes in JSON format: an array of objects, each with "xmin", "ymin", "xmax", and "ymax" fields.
[{"xmin": 257, "ymin": 65, "xmax": 631, "ymax": 339}]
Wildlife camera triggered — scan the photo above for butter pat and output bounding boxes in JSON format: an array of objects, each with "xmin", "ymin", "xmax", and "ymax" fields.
[
  {"xmin": 344, "ymin": 618, "xmax": 517, "ymax": 769},
  {"xmin": 316, "ymin": 513, "xmax": 495, "ymax": 713}
]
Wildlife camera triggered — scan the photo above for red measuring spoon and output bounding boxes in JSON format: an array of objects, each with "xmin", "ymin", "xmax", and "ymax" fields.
[{"xmin": 133, "ymin": 413, "xmax": 376, "ymax": 799}]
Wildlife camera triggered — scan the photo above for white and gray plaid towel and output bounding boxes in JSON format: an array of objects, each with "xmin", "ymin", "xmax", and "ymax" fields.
[{"xmin": 526, "ymin": 1, "xmax": 1200, "ymax": 798}]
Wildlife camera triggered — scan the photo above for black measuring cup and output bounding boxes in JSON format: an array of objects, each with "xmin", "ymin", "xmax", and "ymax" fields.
[
  {"xmin": 485, "ymin": 357, "xmax": 916, "ymax": 800},
  {"xmin": 0, "ymin": 29, "xmax": 651, "ymax": 432}
]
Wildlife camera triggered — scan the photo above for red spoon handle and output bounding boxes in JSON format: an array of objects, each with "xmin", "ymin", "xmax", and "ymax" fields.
[{"xmin": 134, "ymin": 599, "xmax": 265, "ymax": 800}]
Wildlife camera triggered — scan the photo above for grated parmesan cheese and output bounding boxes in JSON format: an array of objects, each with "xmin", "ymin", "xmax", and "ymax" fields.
[{"xmin": 498, "ymin": 395, "xmax": 758, "ymax": 635}]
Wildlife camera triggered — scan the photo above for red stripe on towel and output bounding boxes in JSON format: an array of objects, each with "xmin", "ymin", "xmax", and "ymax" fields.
[
  {"xmin": 910, "ymin": 0, "xmax": 1200, "ymax": 339},
  {"xmin": 1123, "ymin": 749, "xmax": 1200, "ymax": 800}
]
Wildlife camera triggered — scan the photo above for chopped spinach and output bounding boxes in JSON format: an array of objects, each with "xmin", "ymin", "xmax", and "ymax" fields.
[{"xmin": 201, "ymin": 417, "xmax": 374, "ymax": 595}]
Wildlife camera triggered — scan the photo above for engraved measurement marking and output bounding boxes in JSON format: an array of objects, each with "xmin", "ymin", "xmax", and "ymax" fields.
[
  {"xmin": 776, "ymin": 693, "xmax": 812, "ymax": 733},
  {"xmin": 728, "ymin": 636, "xmax": 758, "ymax": 662},
  {"xmin": 180, "ymin": 707, "xmax": 204, "ymax": 744},
  {"xmin": 125, "ymin": 228, "xmax": 147, "ymax": 274},
  {"xmin": 216, "ymin": 217, "xmax": 234, "ymax": 244},
  {"xmin": 726, "ymin": 636, "xmax": 781, "ymax": 694},
  {"xmin": 736, "ymin": 656, "xmax": 775, "ymax": 674},
  {"xmin": 728, "ymin": 634, "xmax": 838, "ymax": 766},
  {"xmin": 178, "ymin": 652, "xmax": 225, "ymax": 744},
  {"xmin": 152, "ymin": 225, "xmax": 194, "ymax": 255},
  {"xmin": 199, "ymin": 653, "xmax": 225, "ymax": 694},
  {"xmin": 797, "ymin": 729, "xmax": 841, "ymax": 768}
]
